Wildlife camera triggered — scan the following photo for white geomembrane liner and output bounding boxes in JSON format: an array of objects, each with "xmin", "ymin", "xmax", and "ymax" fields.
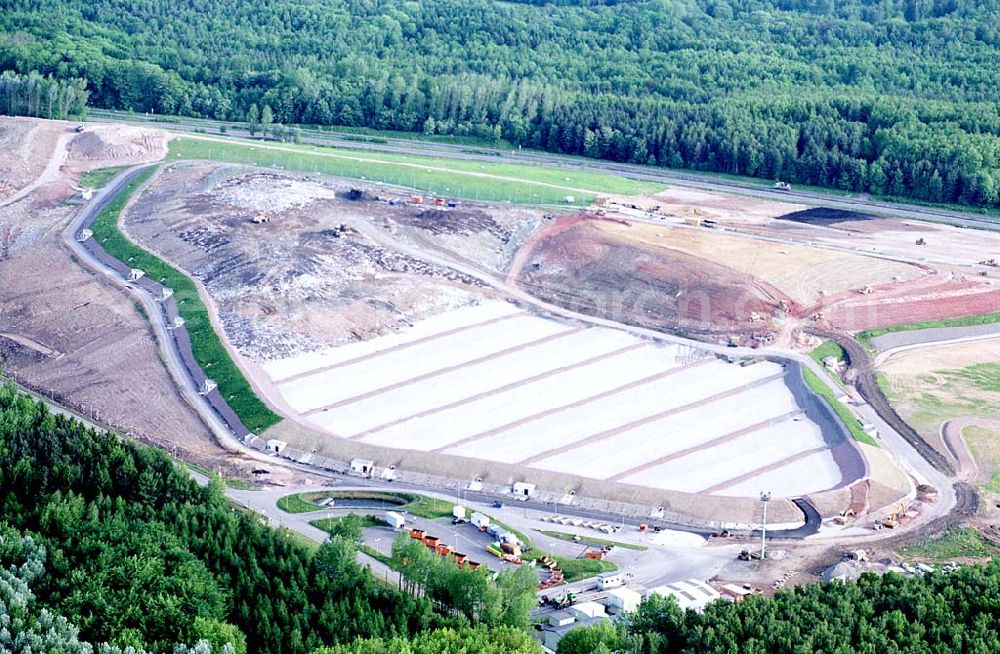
[
  {"xmin": 308, "ymin": 326, "xmax": 639, "ymax": 436},
  {"xmin": 358, "ymin": 345, "xmax": 687, "ymax": 451},
  {"xmin": 619, "ymin": 417, "xmax": 828, "ymax": 493},
  {"xmin": 443, "ymin": 358, "xmax": 780, "ymax": 463},
  {"xmin": 528, "ymin": 378, "xmax": 799, "ymax": 478},
  {"xmin": 278, "ymin": 313, "xmax": 569, "ymax": 413},
  {"xmin": 262, "ymin": 300, "xmax": 520, "ymax": 381},
  {"xmin": 262, "ymin": 305, "xmax": 854, "ymax": 497},
  {"xmin": 716, "ymin": 450, "xmax": 843, "ymax": 498}
]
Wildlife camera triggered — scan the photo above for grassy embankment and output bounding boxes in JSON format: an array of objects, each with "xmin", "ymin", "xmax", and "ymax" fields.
[
  {"xmin": 900, "ymin": 528, "xmax": 994, "ymax": 561},
  {"xmin": 277, "ymin": 490, "xmax": 454, "ymax": 519},
  {"xmin": 167, "ymin": 135, "xmax": 663, "ymax": 206},
  {"xmin": 801, "ymin": 366, "xmax": 879, "ymax": 447},
  {"xmin": 809, "ymin": 340, "xmax": 847, "ymax": 389},
  {"xmin": 88, "ymin": 167, "xmax": 281, "ymax": 433}
]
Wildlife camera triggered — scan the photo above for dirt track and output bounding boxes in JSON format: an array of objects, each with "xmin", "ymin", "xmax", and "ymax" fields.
[{"xmin": 810, "ymin": 328, "xmax": 957, "ymax": 477}]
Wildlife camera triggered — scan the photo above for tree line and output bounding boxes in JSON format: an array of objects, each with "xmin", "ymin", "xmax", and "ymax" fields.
[
  {"xmin": 0, "ymin": 381, "xmax": 523, "ymax": 654},
  {"xmin": 1, "ymin": 0, "xmax": 998, "ymax": 206},
  {"xmin": 0, "ymin": 70, "xmax": 88, "ymax": 120},
  {"xmin": 3, "ymin": 377, "xmax": 1000, "ymax": 654},
  {"xmin": 556, "ymin": 566, "xmax": 1000, "ymax": 654}
]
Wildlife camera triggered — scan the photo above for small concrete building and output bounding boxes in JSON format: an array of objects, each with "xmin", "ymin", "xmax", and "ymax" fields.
[
  {"xmin": 512, "ymin": 481, "xmax": 535, "ymax": 498},
  {"xmin": 597, "ymin": 571, "xmax": 624, "ymax": 591},
  {"xmin": 350, "ymin": 458, "xmax": 374, "ymax": 475},
  {"xmin": 605, "ymin": 587, "xmax": 642, "ymax": 614},
  {"xmin": 266, "ymin": 439, "xmax": 287, "ymax": 454},
  {"xmin": 647, "ymin": 579, "xmax": 721, "ymax": 612}
]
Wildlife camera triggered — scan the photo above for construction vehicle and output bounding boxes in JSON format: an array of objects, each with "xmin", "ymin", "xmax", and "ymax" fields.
[
  {"xmin": 881, "ymin": 503, "xmax": 905, "ymax": 529},
  {"xmin": 73, "ymin": 124, "xmax": 85, "ymax": 133},
  {"xmin": 500, "ymin": 541, "xmax": 522, "ymax": 558},
  {"xmin": 773, "ymin": 181, "xmax": 792, "ymax": 191},
  {"xmin": 738, "ymin": 549, "xmax": 762, "ymax": 561},
  {"xmin": 543, "ymin": 592, "xmax": 576, "ymax": 610},
  {"xmin": 834, "ymin": 509, "xmax": 856, "ymax": 525},
  {"xmin": 979, "ymin": 258, "xmax": 998, "ymax": 267},
  {"xmin": 915, "ymin": 238, "xmax": 927, "ymax": 245},
  {"xmin": 859, "ymin": 285, "xmax": 874, "ymax": 295}
]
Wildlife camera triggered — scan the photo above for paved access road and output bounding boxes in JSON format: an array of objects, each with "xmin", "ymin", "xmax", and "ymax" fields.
[{"xmin": 88, "ymin": 109, "xmax": 1000, "ymax": 232}]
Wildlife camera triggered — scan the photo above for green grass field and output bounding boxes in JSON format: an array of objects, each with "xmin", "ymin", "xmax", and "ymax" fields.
[
  {"xmin": 89, "ymin": 167, "xmax": 281, "ymax": 433},
  {"xmin": 79, "ymin": 165, "xmax": 130, "ymax": 189},
  {"xmin": 167, "ymin": 135, "xmax": 663, "ymax": 205},
  {"xmin": 801, "ymin": 366, "xmax": 878, "ymax": 447},
  {"xmin": 858, "ymin": 312, "xmax": 1000, "ymax": 351},
  {"xmin": 311, "ymin": 514, "xmax": 383, "ymax": 533},
  {"xmin": 900, "ymin": 528, "xmax": 993, "ymax": 561}
]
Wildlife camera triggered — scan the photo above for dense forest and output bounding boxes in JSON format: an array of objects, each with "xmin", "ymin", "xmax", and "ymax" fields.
[
  {"xmin": 556, "ymin": 568, "xmax": 1000, "ymax": 653},
  {"xmin": 0, "ymin": 381, "xmax": 505, "ymax": 654},
  {"xmin": 2, "ymin": 0, "xmax": 999, "ymax": 207},
  {"xmin": 3, "ymin": 380, "xmax": 1000, "ymax": 653}
]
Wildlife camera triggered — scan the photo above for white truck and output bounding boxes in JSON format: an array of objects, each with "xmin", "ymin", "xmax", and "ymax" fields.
[
  {"xmin": 471, "ymin": 512, "xmax": 490, "ymax": 531},
  {"xmin": 385, "ymin": 511, "xmax": 406, "ymax": 530}
]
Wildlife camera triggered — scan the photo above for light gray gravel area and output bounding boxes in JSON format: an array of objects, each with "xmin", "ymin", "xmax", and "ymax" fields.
[{"xmin": 870, "ymin": 322, "xmax": 1000, "ymax": 352}]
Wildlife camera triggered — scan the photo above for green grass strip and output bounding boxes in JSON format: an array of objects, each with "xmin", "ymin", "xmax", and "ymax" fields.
[
  {"xmin": 89, "ymin": 167, "xmax": 281, "ymax": 433},
  {"xmin": 538, "ymin": 530, "xmax": 647, "ymax": 551},
  {"xmin": 801, "ymin": 366, "xmax": 878, "ymax": 447},
  {"xmin": 168, "ymin": 135, "xmax": 663, "ymax": 205},
  {"xmin": 79, "ymin": 165, "xmax": 130, "ymax": 189}
]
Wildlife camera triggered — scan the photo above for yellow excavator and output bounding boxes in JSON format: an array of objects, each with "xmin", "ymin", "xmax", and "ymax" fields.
[{"xmin": 881, "ymin": 503, "xmax": 906, "ymax": 529}]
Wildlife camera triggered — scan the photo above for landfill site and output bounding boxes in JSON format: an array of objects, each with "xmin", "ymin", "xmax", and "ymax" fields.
[{"xmin": 3, "ymin": 117, "xmax": 1000, "ymax": 538}]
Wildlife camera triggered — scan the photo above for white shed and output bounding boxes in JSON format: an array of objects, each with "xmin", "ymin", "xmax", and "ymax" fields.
[
  {"xmin": 512, "ymin": 481, "xmax": 535, "ymax": 498},
  {"xmin": 266, "ymin": 439, "xmax": 287, "ymax": 454},
  {"xmin": 606, "ymin": 587, "xmax": 642, "ymax": 614},
  {"xmin": 350, "ymin": 458, "xmax": 374, "ymax": 475}
]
